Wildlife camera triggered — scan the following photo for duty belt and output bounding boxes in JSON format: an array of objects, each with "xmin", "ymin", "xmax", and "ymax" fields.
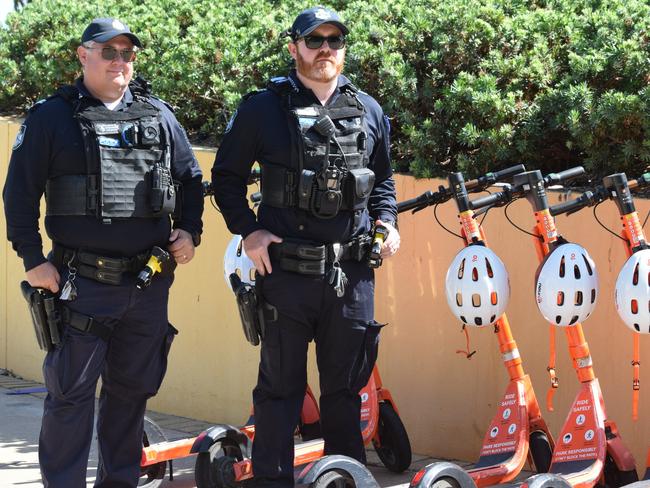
[
  {"xmin": 51, "ymin": 244, "xmax": 174, "ymax": 285},
  {"xmin": 268, "ymin": 235, "xmax": 372, "ymax": 276}
]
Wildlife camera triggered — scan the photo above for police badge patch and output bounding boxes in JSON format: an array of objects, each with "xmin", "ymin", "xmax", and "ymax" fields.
[
  {"xmin": 12, "ymin": 124, "xmax": 26, "ymax": 150},
  {"xmin": 224, "ymin": 110, "xmax": 238, "ymax": 134}
]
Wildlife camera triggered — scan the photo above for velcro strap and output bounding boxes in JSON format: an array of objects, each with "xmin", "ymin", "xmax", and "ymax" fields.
[
  {"xmin": 279, "ymin": 257, "xmax": 325, "ymax": 275},
  {"xmin": 77, "ymin": 264, "xmax": 123, "ymax": 285},
  {"xmin": 60, "ymin": 306, "xmax": 111, "ymax": 341}
]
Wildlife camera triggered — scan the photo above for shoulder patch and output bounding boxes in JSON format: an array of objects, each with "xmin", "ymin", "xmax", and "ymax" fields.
[
  {"xmin": 151, "ymin": 95, "xmax": 175, "ymax": 113},
  {"xmin": 12, "ymin": 124, "xmax": 26, "ymax": 150},
  {"xmin": 224, "ymin": 109, "xmax": 238, "ymax": 134}
]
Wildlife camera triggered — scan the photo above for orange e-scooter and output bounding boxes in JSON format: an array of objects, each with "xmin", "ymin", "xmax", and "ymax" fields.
[
  {"xmin": 400, "ymin": 166, "xmax": 564, "ymax": 488},
  {"xmin": 464, "ymin": 169, "xmax": 637, "ymax": 487},
  {"xmin": 546, "ymin": 172, "xmax": 650, "ymax": 485}
]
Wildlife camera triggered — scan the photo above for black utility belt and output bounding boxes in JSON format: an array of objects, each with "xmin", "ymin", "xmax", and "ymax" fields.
[
  {"xmin": 51, "ymin": 245, "xmax": 175, "ymax": 285},
  {"xmin": 268, "ymin": 236, "xmax": 372, "ymax": 276}
]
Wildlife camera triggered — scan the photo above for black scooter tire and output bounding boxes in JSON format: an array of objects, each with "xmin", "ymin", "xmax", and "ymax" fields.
[
  {"xmin": 195, "ymin": 440, "xmax": 242, "ymax": 488},
  {"xmin": 373, "ymin": 402, "xmax": 412, "ymax": 473},
  {"xmin": 310, "ymin": 470, "xmax": 355, "ymax": 488},
  {"xmin": 429, "ymin": 477, "xmax": 462, "ymax": 488},
  {"xmin": 604, "ymin": 454, "xmax": 639, "ymax": 487},
  {"xmin": 529, "ymin": 431, "xmax": 553, "ymax": 473}
]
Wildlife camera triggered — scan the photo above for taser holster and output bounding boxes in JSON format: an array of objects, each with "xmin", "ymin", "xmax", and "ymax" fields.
[
  {"xmin": 20, "ymin": 281, "xmax": 62, "ymax": 352},
  {"xmin": 229, "ymin": 273, "xmax": 275, "ymax": 346}
]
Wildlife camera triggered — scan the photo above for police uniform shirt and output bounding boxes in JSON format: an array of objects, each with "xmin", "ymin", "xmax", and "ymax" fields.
[
  {"xmin": 212, "ymin": 71, "xmax": 397, "ymax": 243},
  {"xmin": 3, "ymin": 78, "xmax": 204, "ymax": 271}
]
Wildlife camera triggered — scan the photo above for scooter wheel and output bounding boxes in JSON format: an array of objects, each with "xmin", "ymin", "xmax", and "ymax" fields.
[
  {"xmin": 529, "ymin": 431, "xmax": 553, "ymax": 473},
  {"xmin": 430, "ymin": 476, "xmax": 461, "ymax": 488},
  {"xmin": 372, "ymin": 402, "xmax": 412, "ymax": 473},
  {"xmin": 195, "ymin": 441, "xmax": 242, "ymax": 488},
  {"xmin": 603, "ymin": 454, "xmax": 639, "ymax": 487},
  {"xmin": 310, "ymin": 470, "xmax": 355, "ymax": 488}
]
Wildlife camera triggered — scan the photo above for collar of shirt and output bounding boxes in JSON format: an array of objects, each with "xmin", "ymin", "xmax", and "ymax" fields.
[
  {"xmin": 75, "ymin": 77, "xmax": 133, "ymax": 110},
  {"xmin": 288, "ymin": 69, "xmax": 352, "ymax": 106}
]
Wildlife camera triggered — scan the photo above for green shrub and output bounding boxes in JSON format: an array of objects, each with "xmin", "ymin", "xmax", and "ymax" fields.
[{"xmin": 2, "ymin": 0, "xmax": 650, "ymax": 178}]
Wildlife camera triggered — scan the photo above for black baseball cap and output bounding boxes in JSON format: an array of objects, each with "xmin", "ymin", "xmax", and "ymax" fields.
[
  {"xmin": 288, "ymin": 6, "xmax": 349, "ymax": 40},
  {"xmin": 81, "ymin": 18, "xmax": 142, "ymax": 48}
]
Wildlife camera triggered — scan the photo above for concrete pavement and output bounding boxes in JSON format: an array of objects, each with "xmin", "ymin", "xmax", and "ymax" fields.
[{"xmin": 0, "ymin": 369, "xmax": 455, "ymax": 487}]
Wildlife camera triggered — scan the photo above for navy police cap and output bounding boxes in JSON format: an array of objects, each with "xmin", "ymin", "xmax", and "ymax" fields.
[
  {"xmin": 81, "ymin": 18, "xmax": 142, "ymax": 48},
  {"xmin": 289, "ymin": 6, "xmax": 349, "ymax": 39}
]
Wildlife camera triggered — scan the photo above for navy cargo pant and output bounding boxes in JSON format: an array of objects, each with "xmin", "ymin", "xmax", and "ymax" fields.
[
  {"xmin": 39, "ymin": 270, "xmax": 176, "ymax": 488},
  {"xmin": 252, "ymin": 260, "xmax": 381, "ymax": 488}
]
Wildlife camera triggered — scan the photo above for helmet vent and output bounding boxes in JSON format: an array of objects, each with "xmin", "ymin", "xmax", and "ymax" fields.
[
  {"xmin": 460, "ymin": 315, "xmax": 467, "ymax": 323},
  {"xmin": 491, "ymin": 291, "xmax": 498, "ymax": 305},
  {"xmin": 633, "ymin": 263, "xmax": 639, "ymax": 285},
  {"xmin": 490, "ymin": 315, "xmax": 496, "ymax": 323},
  {"xmin": 485, "ymin": 258, "xmax": 494, "ymax": 278},
  {"xmin": 634, "ymin": 323, "xmax": 640, "ymax": 332},
  {"xmin": 472, "ymin": 294, "xmax": 481, "ymax": 307},
  {"xmin": 569, "ymin": 315, "xmax": 579, "ymax": 325},
  {"xmin": 557, "ymin": 291, "xmax": 565, "ymax": 306},
  {"xmin": 555, "ymin": 315, "xmax": 562, "ymax": 324},
  {"xmin": 591, "ymin": 289, "xmax": 596, "ymax": 304},
  {"xmin": 575, "ymin": 291, "xmax": 583, "ymax": 306},
  {"xmin": 559, "ymin": 256, "xmax": 566, "ymax": 277},
  {"xmin": 472, "ymin": 267, "xmax": 479, "ymax": 282},
  {"xmin": 573, "ymin": 265, "xmax": 581, "ymax": 280},
  {"xmin": 631, "ymin": 299, "xmax": 638, "ymax": 315},
  {"xmin": 582, "ymin": 254, "xmax": 593, "ymax": 275},
  {"xmin": 456, "ymin": 293, "xmax": 463, "ymax": 306},
  {"xmin": 474, "ymin": 317, "xmax": 483, "ymax": 326},
  {"xmin": 458, "ymin": 259, "xmax": 465, "ymax": 279}
]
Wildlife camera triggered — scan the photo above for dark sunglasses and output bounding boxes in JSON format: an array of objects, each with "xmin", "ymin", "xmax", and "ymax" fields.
[
  {"xmin": 301, "ymin": 34, "xmax": 346, "ymax": 50},
  {"xmin": 85, "ymin": 46, "xmax": 137, "ymax": 63}
]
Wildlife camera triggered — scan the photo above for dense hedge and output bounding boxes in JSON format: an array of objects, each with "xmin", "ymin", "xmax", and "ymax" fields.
[{"xmin": 2, "ymin": 0, "xmax": 650, "ymax": 178}]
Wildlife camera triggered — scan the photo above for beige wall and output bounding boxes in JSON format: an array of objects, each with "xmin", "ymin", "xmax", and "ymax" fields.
[{"xmin": 1, "ymin": 116, "xmax": 648, "ymax": 471}]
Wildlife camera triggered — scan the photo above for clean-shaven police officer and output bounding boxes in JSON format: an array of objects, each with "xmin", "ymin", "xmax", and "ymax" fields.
[
  {"xmin": 212, "ymin": 6, "xmax": 399, "ymax": 487},
  {"xmin": 3, "ymin": 18, "xmax": 203, "ymax": 487}
]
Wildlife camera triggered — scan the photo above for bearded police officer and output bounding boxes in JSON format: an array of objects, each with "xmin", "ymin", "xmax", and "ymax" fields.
[
  {"xmin": 3, "ymin": 18, "xmax": 203, "ymax": 487},
  {"xmin": 212, "ymin": 6, "xmax": 399, "ymax": 487}
]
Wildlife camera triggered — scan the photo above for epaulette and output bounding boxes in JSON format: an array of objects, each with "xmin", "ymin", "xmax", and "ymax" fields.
[
  {"xmin": 266, "ymin": 76, "xmax": 299, "ymax": 95},
  {"xmin": 241, "ymin": 89, "xmax": 266, "ymax": 102},
  {"xmin": 150, "ymin": 95, "xmax": 176, "ymax": 113},
  {"xmin": 27, "ymin": 98, "xmax": 48, "ymax": 114},
  {"xmin": 27, "ymin": 84, "xmax": 79, "ymax": 113}
]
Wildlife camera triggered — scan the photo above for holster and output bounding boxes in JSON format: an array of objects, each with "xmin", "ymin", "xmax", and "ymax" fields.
[
  {"xmin": 229, "ymin": 274, "xmax": 276, "ymax": 346},
  {"xmin": 20, "ymin": 281, "xmax": 62, "ymax": 352}
]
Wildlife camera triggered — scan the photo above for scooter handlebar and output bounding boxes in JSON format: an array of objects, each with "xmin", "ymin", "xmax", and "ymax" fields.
[
  {"xmin": 466, "ymin": 164, "xmax": 526, "ymax": 190},
  {"xmin": 549, "ymin": 191, "xmax": 594, "ymax": 216},
  {"xmin": 470, "ymin": 190, "xmax": 508, "ymax": 210},
  {"xmin": 630, "ymin": 172, "xmax": 650, "ymax": 191},
  {"xmin": 397, "ymin": 190, "xmax": 438, "ymax": 213},
  {"xmin": 544, "ymin": 166, "xmax": 585, "ymax": 186}
]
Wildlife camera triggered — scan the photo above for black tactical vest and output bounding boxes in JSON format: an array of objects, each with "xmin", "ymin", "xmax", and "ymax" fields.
[
  {"xmin": 260, "ymin": 77, "xmax": 375, "ymax": 219},
  {"xmin": 45, "ymin": 78, "xmax": 176, "ymax": 223}
]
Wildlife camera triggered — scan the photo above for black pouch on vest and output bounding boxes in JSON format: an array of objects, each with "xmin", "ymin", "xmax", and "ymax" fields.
[
  {"xmin": 151, "ymin": 164, "xmax": 176, "ymax": 215},
  {"xmin": 229, "ymin": 273, "xmax": 265, "ymax": 346},
  {"xmin": 298, "ymin": 169, "xmax": 316, "ymax": 210},
  {"xmin": 20, "ymin": 281, "xmax": 61, "ymax": 352},
  {"xmin": 348, "ymin": 167, "xmax": 375, "ymax": 210}
]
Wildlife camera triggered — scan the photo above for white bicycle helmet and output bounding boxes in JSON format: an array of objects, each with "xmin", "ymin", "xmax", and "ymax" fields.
[
  {"xmin": 445, "ymin": 245, "xmax": 510, "ymax": 327},
  {"xmin": 615, "ymin": 249, "xmax": 650, "ymax": 334},
  {"xmin": 535, "ymin": 242, "xmax": 598, "ymax": 326},
  {"xmin": 223, "ymin": 235, "xmax": 256, "ymax": 290}
]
